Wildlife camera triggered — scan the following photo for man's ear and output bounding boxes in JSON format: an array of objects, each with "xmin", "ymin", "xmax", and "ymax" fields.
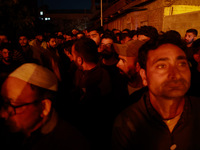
[
  {"xmin": 193, "ymin": 53, "xmax": 200, "ymax": 63},
  {"xmin": 47, "ymin": 42, "xmax": 49, "ymax": 47},
  {"xmin": 64, "ymin": 50, "xmax": 71, "ymax": 57},
  {"xmin": 40, "ymin": 99, "xmax": 52, "ymax": 117},
  {"xmin": 135, "ymin": 62, "xmax": 141, "ymax": 72},
  {"xmin": 77, "ymin": 56, "xmax": 83, "ymax": 66},
  {"xmin": 140, "ymin": 69, "xmax": 148, "ymax": 86}
]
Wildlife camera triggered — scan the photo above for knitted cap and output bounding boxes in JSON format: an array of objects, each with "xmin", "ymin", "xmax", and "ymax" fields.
[
  {"xmin": 113, "ymin": 40, "xmax": 147, "ymax": 57},
  {"xmin": 9, "ymin": 63, "xmax": 58, "ymax": 91}
]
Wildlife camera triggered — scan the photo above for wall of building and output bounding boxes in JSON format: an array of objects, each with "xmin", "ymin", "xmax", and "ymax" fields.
[
  {"xmin": 162, "ymin": 10, "xmax": 200, "ymax": 38},
  {"xmin": 105, "ymin": 0, "xmax": 164, "ymax": 32},
  {"xmin": 104, "ymin": 0, "xmax": 200, "ymax": 34}
]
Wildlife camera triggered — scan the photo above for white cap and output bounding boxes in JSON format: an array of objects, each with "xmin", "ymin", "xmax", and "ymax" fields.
[{"xmin": 9, "ymin": 63, "xmax": 58, "ymax": 91}]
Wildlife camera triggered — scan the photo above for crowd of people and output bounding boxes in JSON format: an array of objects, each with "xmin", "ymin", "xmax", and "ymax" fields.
[{"xmin": 0, "ymin": 25, "xmax": 200, "ymax": 150}]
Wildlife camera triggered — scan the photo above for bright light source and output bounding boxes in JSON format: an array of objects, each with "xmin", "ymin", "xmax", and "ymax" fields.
[
  {"xmin": 40, "ymin": 11, "xmax": 43, "ymax": 15},
  {"xmin": 47, "ymin": 18, "xmax": 51, "ymax": 20}
]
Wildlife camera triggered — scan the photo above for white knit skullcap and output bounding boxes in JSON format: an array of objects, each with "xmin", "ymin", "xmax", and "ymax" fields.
[{"xmin": 9, "ymin": 63, "xmax": 58, "ymax": 91}]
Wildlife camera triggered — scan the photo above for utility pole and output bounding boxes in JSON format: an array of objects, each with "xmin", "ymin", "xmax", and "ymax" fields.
[{"xmin": 100, "ymin": 0, "xmax": 103, "ymax": 26}]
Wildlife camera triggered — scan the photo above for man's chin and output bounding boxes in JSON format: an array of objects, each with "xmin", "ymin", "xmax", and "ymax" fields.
[{"xmin": 161, "ymin": 90, "xmax": 188, "ymax": 99}]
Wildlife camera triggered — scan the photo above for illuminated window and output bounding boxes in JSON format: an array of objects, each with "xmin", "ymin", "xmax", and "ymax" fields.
[
  {"xmin": 164, "ymin": 5, "xmax": 200, "ymax": 16},
  {"xmin": 40, "ymin": 11, "xmax": 43, "ymax": 15}
]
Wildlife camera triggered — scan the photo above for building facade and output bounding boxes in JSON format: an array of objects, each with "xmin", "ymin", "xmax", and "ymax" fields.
[{"xmin": 103, "ymin": 0, "xmax": 200, "ymax": 38}]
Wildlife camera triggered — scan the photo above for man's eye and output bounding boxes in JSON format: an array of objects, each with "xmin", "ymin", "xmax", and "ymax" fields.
[
  {"xmin": 178, "ymin": 61, "xmax": 187, "ymax": 67},
  {"xmin": 119, "ymin": 59, "xmax": 125, "ymax": 63},
  {"xmin": 157, "ymin": 64, "xmax": 166, "ymax": 69}
]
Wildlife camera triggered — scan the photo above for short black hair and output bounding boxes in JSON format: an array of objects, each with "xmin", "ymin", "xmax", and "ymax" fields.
[
  {"xmin": 165, "ymin": 30, "xmax": 181, "ymax": 40},
  {"xmin": 87, "ymin": 26, "xmax": 104, "ymax": 35},
  {"xmin": 73, "ymin": 38, "xmax": 99, "ymax": 63},
  {"xmin": 46, "ymin": 34, "xmax": 56, "ymax": 42},
  {"xmin": 137, "ymin": 25, "xmax": 158, "ymax": 40},
  {"xmin": 138, "ymin": 32, "xmax": 187, "ymax": 70},
  {"xmin": 186, "ymin": 28, "xmax": 198, "ymax": 36},
  {"xmin": 63, "ymin": 40, "xmax": 74, "ymax": 54},
  {"xmin": 121, "ymin": 33, "xmax": 131, "ymax": 41},
  {"xmin": 100, "ymin": 32, "xmax": 117, "ymax": 43}
]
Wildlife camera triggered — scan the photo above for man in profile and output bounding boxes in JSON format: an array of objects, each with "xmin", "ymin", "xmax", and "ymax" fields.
[
  {"xmin": 184, "ymin": 28, "xmax": 198, "ymax": 60},
  {"xmin": 113, "ymin": 40, "xmax": 147, "ymax": 95},
  {"xmin": 70, "ymin": 38, "xmax": 112, "ymax": 149},
  {"xmin": 112, "ymin": 33, "xmax": 200, "ymax": 150},
  {"xmin": 184, "ymin": 28, "xmax": 198, "ymax": 48}
]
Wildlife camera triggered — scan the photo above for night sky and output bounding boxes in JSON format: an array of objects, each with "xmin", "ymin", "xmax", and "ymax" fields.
[{"xmin": 38, "ymin": 0, "xmax": 92, "ymax": 10}]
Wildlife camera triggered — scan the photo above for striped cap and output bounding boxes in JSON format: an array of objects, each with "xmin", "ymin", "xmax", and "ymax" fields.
[{"xmin": 9, "ymin": 63, "xmax": 58, "ymax": 91}]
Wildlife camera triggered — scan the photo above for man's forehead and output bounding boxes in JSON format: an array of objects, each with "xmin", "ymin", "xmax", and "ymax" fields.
[
  {"xmin": 186, "ymin": 32, "xmax": 195, "ymax": 36},
  {"xmin": 1, "ymin": 77, "xmax": 35, "ymax": 103},
  {"xmin": 89, "ymin": 30, "xmax": 98, "ymax": 35},
  {"xmin": 147, "ymin": 44, "xmax": 186, "ymax": 61},
  {"xmin": 19, "ymin": 36, "xmax": 27, "ymax": 39},
  {"xmin": 101, "ymin": 38, "xmax": 113, "ymax": 43}
]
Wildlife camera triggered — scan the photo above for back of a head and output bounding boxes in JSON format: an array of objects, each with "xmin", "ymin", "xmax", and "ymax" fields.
[
  {"xmin": 186, "ymin": 28, "xmax": 198, "ymax": 36},
  {"xmin": 137, "ymin": 25, "xmax": 158, "ymax": 40},
  {"xmin": 74, "ymin": 38, "xmax": 99, "ymax": 63},
  {"xmin": 165, "ymin": 30, "xmax": 181, "ymax": 40},
  {"xmin": 121, "ymin": 33, "xmax": 132, "ymax": 40},
  {"xmin": 63, "ymin": 40, "xmax": 74, "ymax": 54},
  {"xmin": 138, "ymin": 32, "xmax": 187, "ymax": 70}
]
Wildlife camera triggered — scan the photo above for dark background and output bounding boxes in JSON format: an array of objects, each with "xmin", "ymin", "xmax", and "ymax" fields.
[{"xmin": 37, "ymin": 0, "xmax": 92, "ymax": 10}]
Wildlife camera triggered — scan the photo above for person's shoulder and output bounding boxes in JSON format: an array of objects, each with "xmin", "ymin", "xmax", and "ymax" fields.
[
  {"xmin": 114, "ymin": 93, "xmax": 147, "ymax": 126},
  {"xmin": 189, "ymin": 96, "xmax": 200, "ymax": 107},
  {"xmin": 51, "ymin": 117, "xmax": 91, "ymax": 149}
]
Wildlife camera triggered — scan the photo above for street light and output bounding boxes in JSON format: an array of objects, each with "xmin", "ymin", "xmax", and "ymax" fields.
[{"xmin": 100, "ymin": 0, "xmax": 103, "ymax": 26}]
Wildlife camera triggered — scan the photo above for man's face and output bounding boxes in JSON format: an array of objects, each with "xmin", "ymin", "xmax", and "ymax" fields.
[
  {"xmin": 141, "ymin": 44, "xmax": 191, "ymax": 99},
  {"xmin": 0, "ymin": 35, "xmax": 8, "ymax": 44},
  {"xmin": 0, "ymin": 77, "xmax": 43, "ymax": 133},
  {"xmin": 35, "ymin": 35, "xmax": 43, "ymax": 42},
  {"xmin": 121, "ymin": 37, "xmax": 131, "ymax": 44},
  {"xmin": 19, "ymin": 36, "xmax": 28, "ymax": 47},
  {"xmin": 99, "ymin": 38, "xmax": 114, "ymax": 59},
  {"xmin": 1, "ymin": 48, "xmax": 12, "ymax": 62},
  {"xmin": 184, "ymin": 32, "xmax": 196, "ymax": 45},
  {"xmin": 88, "ymin": 30, "xmax": 101, "ymax": 46},
  {"xmin": 117, "ymin": 55, "xmax": 137, "ymax": 78},
  {"xmin": 47, "ymin": 38, "xmax": 57, "ymax": 49}
]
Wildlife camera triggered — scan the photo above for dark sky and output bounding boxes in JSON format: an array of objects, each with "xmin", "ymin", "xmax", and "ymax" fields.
[{"xmin": 38, "ymin": 0, "xmax": 92, "ymax": 10}]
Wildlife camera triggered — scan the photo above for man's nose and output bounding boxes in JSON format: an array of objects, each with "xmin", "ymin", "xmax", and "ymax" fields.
[
  {"xmin": 168, "ymin": 66, "xmax": 181, "ymax": 80},
  {"xmin": 0, "ymin": 108, "xmax": 9, "ymax": 120}
]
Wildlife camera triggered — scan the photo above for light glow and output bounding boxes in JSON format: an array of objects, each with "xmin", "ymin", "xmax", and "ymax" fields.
[{"xmin": 164, "ymin": 5, "xmax": 200, "ymax": 16}]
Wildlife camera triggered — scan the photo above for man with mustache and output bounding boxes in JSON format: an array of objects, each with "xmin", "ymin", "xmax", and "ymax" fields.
[
  {"xmin": 184, "ymin": 28, "xmax": 198, "ymax": 48},
  {"xmin": 184, "ymin": 28, "xmax": 198, "ymax": 62},
  {"xmin": 112, "ymin": 33, "xmax": 200, "ymax": 150},
  {"xmin": 113, "ymin": 39, "xmax": 147, "ymax": 95}
]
